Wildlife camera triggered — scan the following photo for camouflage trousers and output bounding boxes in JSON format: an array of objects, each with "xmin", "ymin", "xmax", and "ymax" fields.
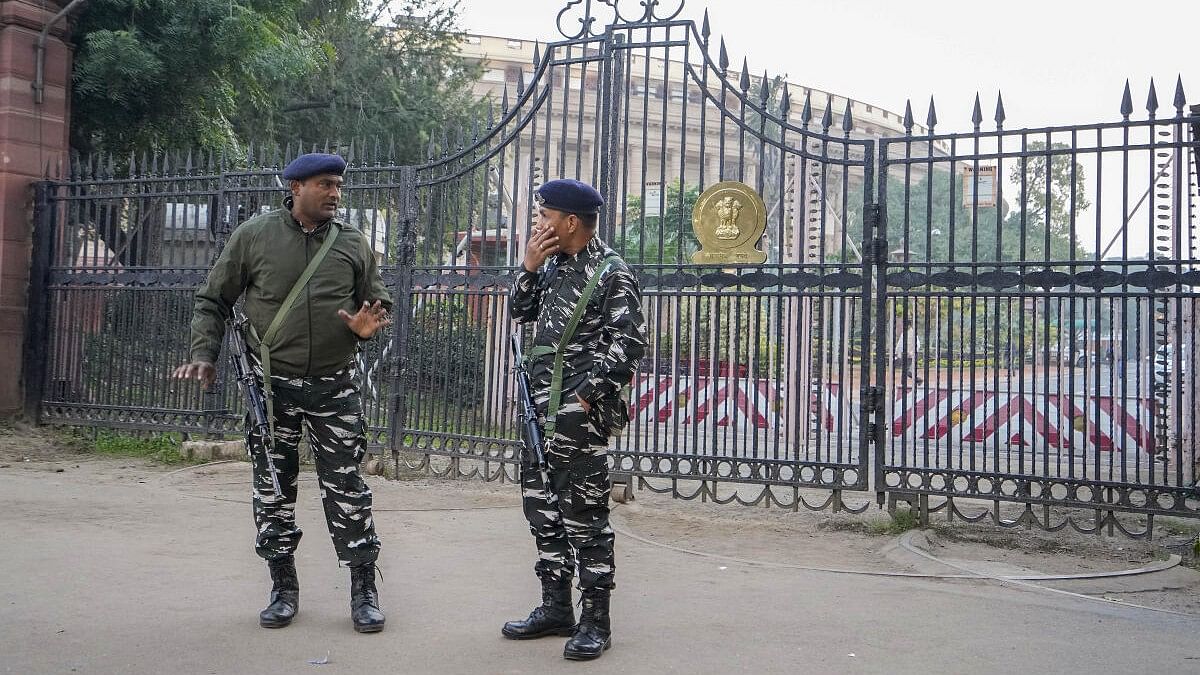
[
  {"xmin": 521, "ymin": 399, "xmax": 615, "ymax": 591},
  {"xmin": 248, "ymin": 365, "xmax": 380, "ymax": 567}
]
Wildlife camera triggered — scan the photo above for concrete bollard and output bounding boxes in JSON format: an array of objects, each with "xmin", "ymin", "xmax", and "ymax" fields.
[{"xmin": 181, "ymin": 440, "xmax": 247, "ymax": 462}]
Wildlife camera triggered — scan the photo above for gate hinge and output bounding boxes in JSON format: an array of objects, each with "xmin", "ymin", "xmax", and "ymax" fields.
[
  {"xmin": 863, "ymin": 237, "xmax": 889, "ymax": 263},
  {"xmin": 863, "ymin": 202, "xmax": 883, "ymax": 230},
  {"xmin": 860, "ymin": 385, "xmax": 884, "ymax": 413},
  {"xmin": 864, "ymin": 422, "xmax": 880, "ymax": 444}
]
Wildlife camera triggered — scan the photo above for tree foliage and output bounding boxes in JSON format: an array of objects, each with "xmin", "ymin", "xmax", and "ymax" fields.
[
  {"xmin": 70, "ymin": 0, "xmax": 481, "ymax": 161},
  {"xmin": 231, "ymin": 0, "xmax": 482, "ymax": 162},
  {"xmin": 619, "ymin": 180, "xmax": 701, "ymax": 265}
]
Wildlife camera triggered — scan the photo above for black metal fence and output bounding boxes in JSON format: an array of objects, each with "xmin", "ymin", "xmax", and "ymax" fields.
[{"xmin": 23, "ymin": 0, "xmax": 1199, "ymax": 531}]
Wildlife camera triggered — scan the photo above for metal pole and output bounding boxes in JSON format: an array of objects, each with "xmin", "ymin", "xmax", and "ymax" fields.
[{"xmin": 24, "ymin": 181, "xmax": 57, "ymax": 419}]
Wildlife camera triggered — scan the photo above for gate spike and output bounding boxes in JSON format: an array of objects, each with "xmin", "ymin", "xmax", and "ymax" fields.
[
  {"xmin": 701, "ymin": 9, "xmax": 711, "ymax": 43},
  {"xmin": 164, "ymin": 151, "xmax": 172, "ymax": 176},
  {"xmin": 1173, "ymin": 75, "xmax": 1186, "ymax": 114},
  {"xmin": 129, "ymin": 151, "xmax": 137, "ymax": 178},
  {"xmin": 779, "ymin": 85, "xmax": 791, "ymax": 117},
  {"xmin": 739, "ymin": 58, "xmax": 750, "ymax": 92},
  {"xmin": 473, "ymin": 114, "xmax": 481, "ymax": 141},
  {"xmin": 322, "ymin": 139, "xmax": 331, "ymax": 154},
  {"xmin": 759, "ymin": 70, "xmax": 770, "ymax": 104},
  {"xmin": 427, "ymin": 134, "xmax": 437, "ymax": 162},
  {"xmin": 517, "ymin": 69, "xmax": 525, "ymax": 96},
  {"xmin": 388, "ymin": 136, "xmax": 396, "ymax": 163},
  {"xmin": 821, "ymin": 97, "xmax": 833, "ymax": 131},
  {"xmin": 1120, "ymin": 79, "xmax": 1133, "ymax": 118},
  {"xmin": 842, "ymin": 100, "xmax": 854, "ymax": 133},
  {"xmin": 902, "ymin": 99, "xmax": 914, "ymax": 133},
  {"xmin": 148, "ymin": 151, "xmax": 156, "ymax": 176},
  {"xmin": 994, "ymin": 91, "xmax": 1006, "ymax": 128},
  {"xmin": 532, "ymin": 41, "xmax": 541, "ymax": 69},
  {"xmin": 926, "ymin": 96, "xmax": 938, "ymax": 131},
  {"xmin": 971, "ymin": 92, "xmax": 983, "ymax": 129},
  {"xmin": 347, "ymin": 139, "xmax": 356, "ymax": 164},
  {"xmin": 106, "ymin": 152, "xmax": 115, "ymax": 179},
  {"xmin": 1146, "ymin": 78, "xmax": 1158, "ymax": 116},
  {"xmin": 185, "ymin": 150, "xmax": 193, "ymax": 174},
  {"xmin": 800, "ymin": 90, "xmax": 812, "ymax": 126},
  {"xmin": 718, "ymin": 37, "xmax": 729, "ymax": 72},
  {"xmin": 487, "ymin": 99, "xmax": 495, "ymax": 128}
]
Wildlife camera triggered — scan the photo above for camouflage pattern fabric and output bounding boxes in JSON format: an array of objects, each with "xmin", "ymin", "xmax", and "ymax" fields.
[
  {"xmin": 520, "ymin": 402, "xmax": 615, "ymax": 590},
  {"xmin": 248, "ymin": 364, "xmax": 380, "ymax": 567},
  {"xmin": 510, "ymin": 236, "xmax": 647, "ymax": 592}
]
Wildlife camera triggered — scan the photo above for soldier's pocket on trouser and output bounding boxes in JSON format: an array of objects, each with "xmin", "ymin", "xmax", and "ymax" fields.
[{"xmin": 566, "ymin": 452, "xmax": 611, "ymax": 515}]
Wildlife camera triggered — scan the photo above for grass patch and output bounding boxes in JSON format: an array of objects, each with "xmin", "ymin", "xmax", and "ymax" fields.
[
  {"xmin": 88, "ymin": 430, "xmax": 192, "ymax": 465},
  {"xmin": 819, "ymin": 509, "xmax": 923, "ymax": 537},
  {"xmin": 865, "ymin": 508, "xmax": 921, "ymax": 536}
]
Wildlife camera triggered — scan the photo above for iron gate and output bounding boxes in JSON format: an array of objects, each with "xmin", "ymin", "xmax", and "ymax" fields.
[
  {"xmin": 22, "ymin": 0, "xmax": 1199, "ymax": 529},
  {"xmin": 389, "ymin": 3, "xmax": 874, "ymax": 508},
  {"xmin": 872, "ymin": 89, "xmax": 1200, "ymax": 531}
]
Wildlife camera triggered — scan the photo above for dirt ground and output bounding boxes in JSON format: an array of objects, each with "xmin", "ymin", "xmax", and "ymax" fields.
[
  {"xmin": 4, "ymin": 420, "xmax": 1199, "ymax": 608},
  {"xmin": 3, "ymin": 420, "xmax": 1200, "ymax": 674}
]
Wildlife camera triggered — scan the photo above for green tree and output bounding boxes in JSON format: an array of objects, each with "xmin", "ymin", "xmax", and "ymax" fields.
[
  {"xmin": 71, "ymin": 0, "xmax": 319, "ymax": 155},
  {"xmin": 619, "ymin": 179, "xmax": 701, "ymax": 264},
  {"xmin": 70, "ymin": 0, "xmax": 480, "ymax": 161},
  {"xmin": 234, "ymin": 0, "xmax": 483, "ymax": 162}
]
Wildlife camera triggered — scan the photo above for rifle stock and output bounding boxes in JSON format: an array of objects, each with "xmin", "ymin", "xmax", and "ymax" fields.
[{"xmin": 510, "ymin": 334, "xmax": 551, "ymax": 488}]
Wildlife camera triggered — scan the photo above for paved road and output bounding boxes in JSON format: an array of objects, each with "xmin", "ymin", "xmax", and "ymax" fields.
[{"xmin": 2, "ymin": 459, "xmax": 1199, "ymax": 674}]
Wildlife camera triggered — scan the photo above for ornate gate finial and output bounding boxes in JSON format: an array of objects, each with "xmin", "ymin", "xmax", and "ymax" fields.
[{"xmin": 556, "ymin": 0, "xmax": 687, "ymax": 39}]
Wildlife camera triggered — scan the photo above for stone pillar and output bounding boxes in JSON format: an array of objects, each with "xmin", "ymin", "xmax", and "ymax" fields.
[{"xmin": 0, "ymin": 0, "xmax": 72, "ymax": 415}]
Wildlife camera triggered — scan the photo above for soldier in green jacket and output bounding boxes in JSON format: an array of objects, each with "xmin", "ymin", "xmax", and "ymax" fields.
[{"xmin": 172, "ymin": 153, "xmax": 390, "ymax": 633}]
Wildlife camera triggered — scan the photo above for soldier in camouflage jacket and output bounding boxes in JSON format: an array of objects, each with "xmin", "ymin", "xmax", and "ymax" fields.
[{"xmin": 502, "ymin": 179, "xmax": 647, "ymax": 661}]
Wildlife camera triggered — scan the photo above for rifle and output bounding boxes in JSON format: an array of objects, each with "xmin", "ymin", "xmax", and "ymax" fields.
[
  {"xmin": 228, "ymin": 307, "xmax": 283, "ymax": 499},
  {"xmin": 510, "ymin": 334, "xmax": 551, "ymax": 490}
]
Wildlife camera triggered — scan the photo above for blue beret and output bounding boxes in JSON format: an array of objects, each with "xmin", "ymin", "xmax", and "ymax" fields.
[
  {"xmin": 281, "ymin": 153, "xmax": 347, "ymax": 181},
  {"xmin": 535, "ymin": 179, "xmax": 604, "ymax": 215}
]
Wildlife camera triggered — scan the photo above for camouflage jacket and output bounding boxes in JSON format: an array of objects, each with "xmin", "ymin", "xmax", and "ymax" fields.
[{"xmin": 511, "ymin": 237, "xmax": 647, "ymax": 415}]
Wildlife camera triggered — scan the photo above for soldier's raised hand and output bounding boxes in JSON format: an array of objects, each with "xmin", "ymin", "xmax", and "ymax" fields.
[
  {"xmin": 339, "ymin": 300, "xmax": 392, "ymax": 339},
  {"xmin": 523, "ymin": 225, "xmax": 561, "ymax": 273},
  {"xmin": 171, "ymin": 361, "xmax": 217, "ymax": 389}
]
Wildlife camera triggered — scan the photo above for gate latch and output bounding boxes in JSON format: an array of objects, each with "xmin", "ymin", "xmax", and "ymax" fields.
[
  {"xmin": 861, "ymin": 385, "xmax": 884, "ymax": 414},
  {"xmin": 862, "ymin": 237, "xmax": 889, "ymax": 263}
]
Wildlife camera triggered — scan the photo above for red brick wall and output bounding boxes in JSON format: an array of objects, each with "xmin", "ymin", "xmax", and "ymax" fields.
[{"xmin": 0, "ymin": 1, "xmax": 71, "ymax": 414}]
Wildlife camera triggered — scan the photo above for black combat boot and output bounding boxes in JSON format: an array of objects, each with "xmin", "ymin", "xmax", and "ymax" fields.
[
  {"xmin": 501, "ymin": 577, "xmax": 576, "ymax": 639},
  {"xmin": 259, "ymin": 556, "xmax": 299, "ymax": 628},
  {"xmin": 562, "ymin": 589, "xmax": 611, "ymax": 660},
  {"xmin": 350, "ymin": 561, "xmax": 386, "ymax": 633}
]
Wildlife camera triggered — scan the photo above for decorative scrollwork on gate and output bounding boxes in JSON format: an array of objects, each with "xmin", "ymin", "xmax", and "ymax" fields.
[{"xmin": 556, "ymin": 0, "xmax": 687, "ymax": 39}]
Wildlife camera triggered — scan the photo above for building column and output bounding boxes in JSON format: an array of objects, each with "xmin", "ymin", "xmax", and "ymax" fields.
[{"xmin": 0, "ymin": 0, "xmax": 73, "ymax": 414}]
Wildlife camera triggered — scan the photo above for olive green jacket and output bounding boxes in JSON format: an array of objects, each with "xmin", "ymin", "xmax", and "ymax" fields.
[{"xmin": 189, "ymin": 208, "xmax": 391, "ymax": 377}]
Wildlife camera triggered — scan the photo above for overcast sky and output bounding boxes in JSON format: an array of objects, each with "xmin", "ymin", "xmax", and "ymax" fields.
[{"xmin": 457, "ymin": 0, "xmax": 1199, "ymax": 131}]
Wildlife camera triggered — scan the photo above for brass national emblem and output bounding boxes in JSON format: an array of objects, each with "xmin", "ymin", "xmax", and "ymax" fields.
[{"xmin": 691, "ymin": 181, "xmax": 767, "ymax": 264}]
